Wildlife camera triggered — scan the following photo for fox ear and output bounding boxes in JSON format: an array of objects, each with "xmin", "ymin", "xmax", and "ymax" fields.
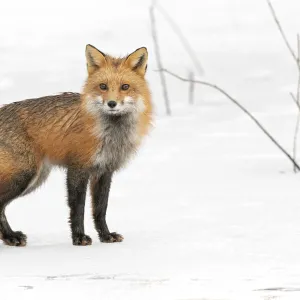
[
  {"xmin": 125, "ymin": 47, "xmax": 148, "ymax": 76},
  {"xmin": 85, "ymin": 44, "xmax": 106, "ymax": 75}
]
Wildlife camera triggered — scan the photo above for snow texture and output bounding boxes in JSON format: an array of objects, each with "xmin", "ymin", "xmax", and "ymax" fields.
[{"xmin": 1, "ymin": 0, "xmax": 300, "ymax": 299}]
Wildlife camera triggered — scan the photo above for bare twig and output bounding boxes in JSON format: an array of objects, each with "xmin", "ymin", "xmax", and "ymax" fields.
[
  {"xmin": 267, "ymin": 0, "xmax": 300, "ymax": 172},
  {"xmin": 149, "ymin": 3, "xmax": 171, "ymax": 115},
  {"xmin": 297, "ymin": 34, "xmax": 300, "ymax": 99},
  {"xmin": 290, "ymin": 92, "xmax": 300, "ymax": 110},
  {"xmin": 188, "ymin": 71, "xmax": 195, "ymax": 105},
  {"xmin": 293, "ymin": 112, "xmax": 300, "ymax": 173},
  {"xmin": 298, "ymin": 34, "xmax": 300, "ymax": 64},
  {"xmin": 267, "ymin": 0, "xmax": 299, "ymax": 67},
  {"xmin": 292, "ymin": 34, "xmax": 300, "ymax": 172},
  {"xmin": 155, "ymin": 4, "xmax": 204, "ymax": 76},
  {"xmin": 156, "ymin": 68, "xmax": 300, "ymax": 171}
]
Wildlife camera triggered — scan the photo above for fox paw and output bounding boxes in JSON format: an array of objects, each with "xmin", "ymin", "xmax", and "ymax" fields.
[
  {"xmin": 2, "ymin": 231, "xmax": 27, "ymax": 247},
  {"xmin": 73, "ymin": 234, "xmax": 92, "ymax": 246},
  {"xmin": 100, "ymin": 232, "xmax": 124, "ymax": 243}
]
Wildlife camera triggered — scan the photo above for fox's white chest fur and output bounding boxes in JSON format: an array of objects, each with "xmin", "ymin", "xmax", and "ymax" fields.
[{"xmin": 93, "ymin": 114, "xmax": 139, "ymax": 172}]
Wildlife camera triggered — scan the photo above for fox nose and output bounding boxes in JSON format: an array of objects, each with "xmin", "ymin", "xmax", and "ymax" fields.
[{"xmin": 107, "ymin": 100, "xmax": 117, "ymax": 108}]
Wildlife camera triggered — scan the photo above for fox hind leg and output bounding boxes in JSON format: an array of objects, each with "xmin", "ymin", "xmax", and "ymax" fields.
[{"xmin": 0, "ymin": 171, "xmax": 35, "ymax": 246}]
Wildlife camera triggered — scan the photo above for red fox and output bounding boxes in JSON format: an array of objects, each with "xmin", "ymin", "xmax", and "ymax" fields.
[{"xmin": 0, "ymin": 45, "xmax": 152, "ymax": 246}]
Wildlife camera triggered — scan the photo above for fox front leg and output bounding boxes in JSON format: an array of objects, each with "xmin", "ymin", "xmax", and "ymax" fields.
[
  {"xmin": 66, "ymin": 168, "xmax": 92, "ymax": 246},
  {"xmin": 90, "ymin": 172, "xmax": 123, "ymax": 243}
]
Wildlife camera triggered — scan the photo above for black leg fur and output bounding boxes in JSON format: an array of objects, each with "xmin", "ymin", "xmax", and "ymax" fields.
[
  {"xmin": 66, "ymin": 168, "xmax": 91, "ymax": 246},
  {"xmin": 91, "ymin": 172, "xmax": 123, "ymax": 243},
  {"xmin": 0, "ymin": 171, "xmax": 35, "ymax": 246}
]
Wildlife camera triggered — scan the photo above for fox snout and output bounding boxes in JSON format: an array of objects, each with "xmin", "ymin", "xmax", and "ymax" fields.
[
  {"xmin": 107, "ymin": 100, "xmax": 117, "ymax": 108},
  {"xmin": 101, "ymin": 96, "xmax": 139, "ymax": 116}
]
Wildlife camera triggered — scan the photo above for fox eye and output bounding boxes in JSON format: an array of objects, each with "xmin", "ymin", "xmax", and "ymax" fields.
[
  {"xmin": 100, "ymin": 83, "xmax": 108, "ymax": 90},
  {"xmin": 121, "ymin": 84, "xmax": 130, "ymax": 91}
]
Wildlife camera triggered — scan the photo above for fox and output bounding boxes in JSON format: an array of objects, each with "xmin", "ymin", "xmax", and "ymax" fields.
[{"xmin": 0, "ymin": 44, "xmax": 152, "ymax": 247}]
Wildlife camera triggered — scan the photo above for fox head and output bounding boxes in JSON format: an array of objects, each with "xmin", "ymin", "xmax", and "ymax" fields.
[{"xmin": 82, "ymin": 44, "xmax": 150, "ymax": 117}]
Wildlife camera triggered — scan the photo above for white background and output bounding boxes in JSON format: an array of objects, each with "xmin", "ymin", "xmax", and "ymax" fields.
[{"xmin": 1, "ymin": 0, "xmax": 300, "ymax": 299}]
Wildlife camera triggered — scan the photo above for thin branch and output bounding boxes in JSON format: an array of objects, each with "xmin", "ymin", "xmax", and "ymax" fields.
[
  {"xmin": 267, "ymin": 0, "xmax": 298, "ymax": 67},
  {"xmin": 298, "ymin": 33, "xmax": 300, "ymax": 67},
  {"xmin": 155, "ymin": 4, "xmax": 204, "ymax": 76},
  {"xmin": 149, "ymin": 3, "xmax": 171, "ymax": 115},
  {"xmin": 188, "ymin": 71, "xmax": 195, "ymax": 105},
  {"xmin": 267, "ymin": 1, "xmax": 300, "ymax": 171},
  {"xmin": 293, "ymin": 111, "xmax": 300, "ymax": 173},
  {"xmin": 297, "ymin": 34, "xmax": 300, "ymax": 101},
  {"xmin": 292, "ymin": 34, "xmax": 300, "ymax": 172},
  {"xmin": 290, "ymin": 92, "xmax": 300, "ymax": 110},
  {"xmin": 156, "ymin": 68, "xmax": 300, "ymax": 171}
]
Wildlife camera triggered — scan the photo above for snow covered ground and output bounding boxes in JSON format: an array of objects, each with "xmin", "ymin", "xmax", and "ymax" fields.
[{"xmin": 1, "ymin": 0, "xmax": 300, "ymax": 299}]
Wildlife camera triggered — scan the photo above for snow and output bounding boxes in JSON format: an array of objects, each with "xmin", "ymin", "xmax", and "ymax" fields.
[{"xmin": 1, "ymin": 0, "xmax": 300, "ymax": 299}]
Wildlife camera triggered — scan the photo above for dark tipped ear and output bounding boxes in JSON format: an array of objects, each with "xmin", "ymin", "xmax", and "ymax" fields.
[
  {"xmin": 85, "ymin": 44, "xmax": 107, "ymax": 75},
  {"xmin": 125, "ymin": 47, "xmax": 148, "ymax": 76}
]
